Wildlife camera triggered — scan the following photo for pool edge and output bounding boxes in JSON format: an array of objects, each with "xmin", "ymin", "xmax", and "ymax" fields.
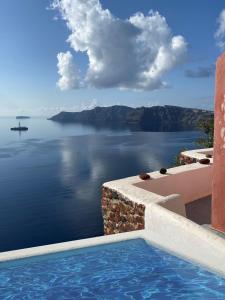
[{"xmin": 0, "ymin": 230, "xmax": 145, "ymax": 263}]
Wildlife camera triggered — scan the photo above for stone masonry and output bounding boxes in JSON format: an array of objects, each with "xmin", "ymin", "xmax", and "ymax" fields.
[
  {"xmin": 179, "ymin": 154, "xmax": 197, "ymax": 165},
  {"xmin": 102, "ymin": 186, "xmax": 145, "ymax": 235}
]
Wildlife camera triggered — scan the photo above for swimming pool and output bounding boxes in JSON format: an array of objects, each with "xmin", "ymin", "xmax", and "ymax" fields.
[{"xmin": 0, "ymin": 239, "xmax": 225, "ymax": 299}]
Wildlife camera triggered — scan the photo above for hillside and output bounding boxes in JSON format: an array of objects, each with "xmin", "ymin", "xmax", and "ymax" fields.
[{"xmin": 49, "ymin": 105, "xmax": 213, "ymax": 131}]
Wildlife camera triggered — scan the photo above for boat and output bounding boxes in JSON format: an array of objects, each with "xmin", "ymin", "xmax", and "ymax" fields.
[{"xmin": 10, "ymin": 122, "xmax": 28, "ymax": 131}]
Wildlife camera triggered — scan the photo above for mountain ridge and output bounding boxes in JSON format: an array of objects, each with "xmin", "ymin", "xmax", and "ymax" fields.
[{"xmin": 49, "ymin": 105, "xmax": 213, "ymax": 132}]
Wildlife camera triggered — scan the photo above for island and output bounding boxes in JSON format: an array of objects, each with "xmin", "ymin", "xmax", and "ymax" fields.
[
  {"xmin": 16, "ymin": 116, "xmax": 30, "ymax": 119},
  {"xmin": 49, "ymin": 105, "xmax": 213, "ymax": 132}
]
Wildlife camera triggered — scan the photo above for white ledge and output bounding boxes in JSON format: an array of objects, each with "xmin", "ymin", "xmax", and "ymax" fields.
[
  {"xmin": 0, "ymin": 231, "xmax": 145, "ymax": 263},
  {"xmin": 103, "ymin": 161, "xmax": 211, "ymax": 206},
  {"xmin": 181, "ymin": 147, "xmax": 213, "ymax": 162}
]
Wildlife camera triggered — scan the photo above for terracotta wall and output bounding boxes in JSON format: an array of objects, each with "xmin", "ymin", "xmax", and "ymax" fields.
[{"xmin": 212, "ymin": 52, "xmax": 225, "ymax": 233}]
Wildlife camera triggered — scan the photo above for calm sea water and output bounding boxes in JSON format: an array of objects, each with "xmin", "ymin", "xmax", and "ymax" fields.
[{"xmin": 0, "ymin": 118, "xmax": 201, "ymax": 252}]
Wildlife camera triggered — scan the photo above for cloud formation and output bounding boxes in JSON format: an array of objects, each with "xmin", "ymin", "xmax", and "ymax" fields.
[
  {"xmin": 52, "ymin": 0, "xmax": 187, "ymax": 91},
  {"xmin": 57, "ymin": 51, "xmax": 80, "ymax": 90},
  {"xmin": 185, "ymin": 65, "xmax": 215, "ymax": 78},
  {"xmin": 215, "ymin": 9, "xmax": 225, "ymax": 49}
]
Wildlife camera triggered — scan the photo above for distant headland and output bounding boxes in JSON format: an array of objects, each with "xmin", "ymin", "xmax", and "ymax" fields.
[
  {"xmin": 16, "ymin": 116, "xmax": 30, "ymax": 119},
  {"xmin": 49, "ymin": 105, "xmax": 213, "ymax": 132}
]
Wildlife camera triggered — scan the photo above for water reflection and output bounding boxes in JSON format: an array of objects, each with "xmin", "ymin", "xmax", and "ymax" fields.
[{"xmin": 0, "ymin": 118, "xmax": 201, "ymax": 251}]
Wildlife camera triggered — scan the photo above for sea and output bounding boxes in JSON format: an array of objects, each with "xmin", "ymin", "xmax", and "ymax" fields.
[{"xmin": 0, "ymin": 117, "xmax": 201, "ymax": 252}]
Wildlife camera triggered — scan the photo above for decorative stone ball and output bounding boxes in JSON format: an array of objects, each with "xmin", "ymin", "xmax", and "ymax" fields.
[
  {"xmin": 199, "ymin": 158, "xmax": 210, "ymax": 165},
  {"xmin": 139, "ymin": 173, "xmax": 150, "ymax": 180},
  {"xmin": 160, "ymin": 168, "xmax": 167, "ymax": 174},
  {"xmin": 206, "ymin": 154, "xmax": 212, "ymax": 158}
]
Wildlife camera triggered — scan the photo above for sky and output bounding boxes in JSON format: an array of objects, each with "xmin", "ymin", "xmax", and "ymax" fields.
[{"xmin": 0, "ymin": 0, "xmax": 225, "ymax": 116}]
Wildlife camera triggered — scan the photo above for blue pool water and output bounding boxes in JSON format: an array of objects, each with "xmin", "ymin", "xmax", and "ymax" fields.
[{"xmin": 0, "ymin": 239, "xmax": 225, "ymax": 299}]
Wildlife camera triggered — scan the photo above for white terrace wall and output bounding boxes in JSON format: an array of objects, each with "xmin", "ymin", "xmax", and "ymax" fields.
[
  {"xmin": 101, "ymin": 163, "xmax": 225, "ymax": 275},
  {"xmin": 102, "ymin": 163, "xmax": 212, "ymax": 235},
  {"xmin": 145, "ymin": 199, "xmax": 225, "ymax": 276}
]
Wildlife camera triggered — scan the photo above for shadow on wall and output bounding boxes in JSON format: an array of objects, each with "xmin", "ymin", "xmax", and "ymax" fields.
[{"xmin": 185, "ymin": 195, "xmax": 211, "ymax": 225}]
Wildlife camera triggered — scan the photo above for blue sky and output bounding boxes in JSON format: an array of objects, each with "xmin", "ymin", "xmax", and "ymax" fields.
[{"xmin": 0, "ymin": 0, "xmax": 225, "ymax": 116}]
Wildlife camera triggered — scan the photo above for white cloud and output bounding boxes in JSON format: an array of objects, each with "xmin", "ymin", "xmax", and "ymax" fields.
[
  {"xmin": 52, "ymin": 0, "xmax": 187, "ymax": 91},
  {"xmin": 57, "ymin": 51, "xmax": 80, "ymax": 90},
  {"xmin": 215, "ymin": 9, "xmax": 225, "ymax": 49}
]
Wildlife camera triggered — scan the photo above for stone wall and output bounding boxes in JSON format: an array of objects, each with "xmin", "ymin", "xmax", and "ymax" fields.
[
  {"xmin": 102, "ymin": 187, "xmax": 145, "ymax": 235},
  {"xmin": 179, "ymin": 154, "xmax": 197, "ymax": 165}
]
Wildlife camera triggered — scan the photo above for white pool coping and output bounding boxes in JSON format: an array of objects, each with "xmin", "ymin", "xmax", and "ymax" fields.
[
  {"xmin": 0, "ymin": 231, "xmax": 145, "ymax": 263},
  {"xmin": 1, "ymin": 228, "xmax": 225, "ymax": 278}
]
